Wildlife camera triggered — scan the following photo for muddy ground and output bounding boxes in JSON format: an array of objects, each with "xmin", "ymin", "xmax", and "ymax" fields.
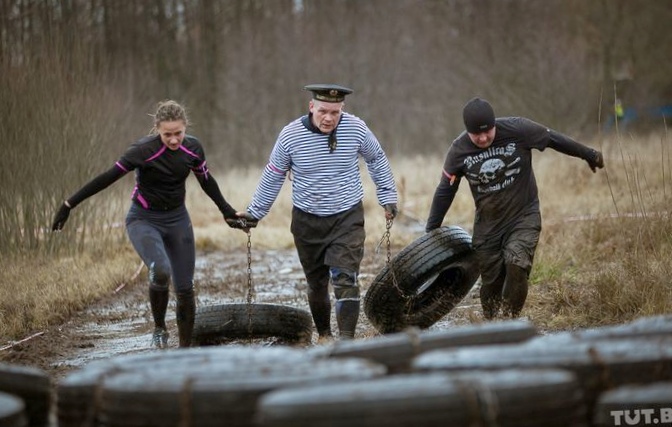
[{"xmin": 0, "ymin": 244, "xmax": 480, "ymax": 383}]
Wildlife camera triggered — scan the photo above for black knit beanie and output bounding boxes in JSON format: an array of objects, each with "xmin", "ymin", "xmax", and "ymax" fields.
[{"xmin": 463, "ymin": 97, "xmax": 495, "ymax": 133}]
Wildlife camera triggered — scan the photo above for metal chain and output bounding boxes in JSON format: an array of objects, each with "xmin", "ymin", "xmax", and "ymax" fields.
[
  {"xmin": 384, "ymin": 218, "xmax": 405, "ymax": 298},
  {"xmin": 384, "ymin": 219, "xmax": 392, "ymax": 266},
  {"xmin": 245, "ymin": 229, "xmax": 255, "ymax": 340},
  {"xmin": 246, "ymin": 230, "xmax": 254, "ymax": 304}
]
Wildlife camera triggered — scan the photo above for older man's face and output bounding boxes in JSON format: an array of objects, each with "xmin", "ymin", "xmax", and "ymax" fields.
[{"xmin": 309, "ymin": 99, "xmax": 343, "ymax": 134}]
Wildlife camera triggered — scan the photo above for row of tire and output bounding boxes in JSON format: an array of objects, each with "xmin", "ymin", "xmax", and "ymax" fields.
[{"xmin": 1, "ymin": 314, "xmax": 671, "ymax": 427}]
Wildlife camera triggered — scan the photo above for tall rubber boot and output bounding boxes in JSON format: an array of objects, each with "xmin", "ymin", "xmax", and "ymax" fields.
[
  {"xmin": 480, "ymin": 268, "xmax": 505, "ymax": 320},
  {"xmin": 149, "ymin": 287, "xmax": 169, "ymax": 329},
  {"xmin": 149, "ymin": 287, "xmax": 170, "ymax": 348},
  {"xmin": 335, "ymin": 299, "xmax": 360, "ymax": 340},
  {"xmin": 176, "ymin": 289, "xmax": 195, "ymax": 348},
  {"xmin": 331, "ymin": 267, "xmax": 360, "ymax": 340},
  {"xmin": 307, "ymin": 285, "xmax": 332, "ymax": 337},
  {"xmin": 502, "ymin": 264, "xmax": 529, "ymax": 318}
]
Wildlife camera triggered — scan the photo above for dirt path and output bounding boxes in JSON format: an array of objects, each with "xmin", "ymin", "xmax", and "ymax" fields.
[{"xmin": 0, "ymin": 247, "xmax": 480, "ymax": 383}]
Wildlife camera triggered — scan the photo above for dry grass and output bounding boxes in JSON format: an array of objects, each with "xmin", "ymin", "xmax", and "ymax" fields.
[
  {"xmin": 2, "ymin": 132, "xmax": 672, "ymax": 341},
  {"xmin": 0, "ymin": 247, "xmax": 141, "ymax": 339},
  {"xmin": 528, "ymin": 132, "xmax": 672, "ymax": 329}
]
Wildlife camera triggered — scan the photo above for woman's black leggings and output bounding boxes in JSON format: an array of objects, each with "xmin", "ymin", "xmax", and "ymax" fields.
[{"xmin": 125, "ymin": 203, "xmax": 195, "ymax": 293}]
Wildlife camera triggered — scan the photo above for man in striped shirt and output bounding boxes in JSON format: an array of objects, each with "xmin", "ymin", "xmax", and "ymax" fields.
[{"xmin": 242, "ymin": 84, "xmax": 398, "ymax": 341}]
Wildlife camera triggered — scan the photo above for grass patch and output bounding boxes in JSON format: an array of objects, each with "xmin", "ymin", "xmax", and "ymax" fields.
[
  {"xmin": 0, "ymin": 247, "xmax": 141, "ymax": 340},
  {"xmin": 529, "ymin": 215, "xmax": 672, "ymax": 330}
]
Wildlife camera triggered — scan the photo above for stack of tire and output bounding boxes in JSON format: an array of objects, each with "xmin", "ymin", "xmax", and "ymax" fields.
[
  {"xmin": 5, "ymin": 315, "xmax": 671, "ymax": 426},
  {"xmin": 6, "ymin": 225, "xmax": 672, "ymax": 426},
  {"xmin": 56, "ymin": 346, "xmax": 385, "ymax": 427},
  {"xmin": 52, "ymin": 319, "xmax": 540, "ymax": 427},
  {"xmin": 256, "ymin": 316, "xmax": 672, "ymax": 427}
]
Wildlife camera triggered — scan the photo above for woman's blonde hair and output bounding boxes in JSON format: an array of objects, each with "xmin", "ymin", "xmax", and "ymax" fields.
[{"xmin": 149, "ymin": 100, "xmax": 189, "ymax": 135}]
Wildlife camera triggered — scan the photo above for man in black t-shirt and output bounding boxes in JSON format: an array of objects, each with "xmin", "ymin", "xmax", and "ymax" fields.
[{"xmin": 426, "ymin": 98, "xmax": 604, "ymax": 319}]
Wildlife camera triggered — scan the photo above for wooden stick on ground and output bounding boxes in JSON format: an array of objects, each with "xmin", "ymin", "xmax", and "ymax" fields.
[
  {"xmin": 113, "ymin": 261, "xmax": 145, "ymax": 294},
  {"xmin": 0, "ymin": 331, "xmax": 45, "ymax": 352}
]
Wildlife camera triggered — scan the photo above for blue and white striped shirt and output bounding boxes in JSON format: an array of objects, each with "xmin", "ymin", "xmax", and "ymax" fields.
[{"xmin": 248, "ymin": 112, "xmax": 397, "ymax": 218}]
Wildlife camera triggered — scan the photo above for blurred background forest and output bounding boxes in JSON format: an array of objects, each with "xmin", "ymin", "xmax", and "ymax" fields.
[
  {"xmin": 3, "ymin": 0, "xmax": 672, "ymax": 165},
  {"xmin": 1, "ymin": 0, "xmax": 672, "ymax": 255},
  {"xmin": 3, "ymin": 0, "xmax": 672, "ymax": 253}
]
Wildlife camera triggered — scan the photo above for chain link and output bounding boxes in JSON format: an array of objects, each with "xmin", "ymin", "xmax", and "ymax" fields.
[
  {"xmin": 245, "ymin": 229, "xmax": 255, "ymax": 341},
  {"xmin": 384, "ymin": 218, "xmax": 405, "ymax": 298},
  {"xmin": 246, "ymin": 230, "xmax": 254, "ymax": 304},
  {"xmin": 385, "ymin": 219, "xmax": 392, "ymax": 266}
]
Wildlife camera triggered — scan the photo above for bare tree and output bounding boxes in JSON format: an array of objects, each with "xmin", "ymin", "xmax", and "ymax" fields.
[{"xmin": 2, "ymin": 0, "xmax": 671, "ymax": 166}]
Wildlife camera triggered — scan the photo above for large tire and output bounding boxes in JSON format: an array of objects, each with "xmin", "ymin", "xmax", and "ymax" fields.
[
  {"xmin": 527, "ymin": 314, "xmax": 672, "ymax": 347},
  {"xmin": 255, "ymin": 369, "xmax": 585, "ymax": 427},
  {"xmin": 0, "ymin": 363, "xmax": 50, "ymax": 427},
  {"xmin": 0, "ymin": 392, "xmax": 27, "ymax": 427},
  {"xmin": 412, "ymin": 338, "xmax": 672, "ymax": 425},
  {"xmin": 93, "ymin": 354, "xmax": 385, "ymax": 427},
  {"xmin": 364, "ymin": 226, "xmax": 480, "ymax": 333},
  {"xmin": 320, "ymin": 320, "xmax": 537, "ymax": 373},
  {"xmin": 57, "ymin": 346, "xmax": 313, "ymax": 427},
  {"xmin": 192, "ymin": 303, "xmax": 313, "ymax": 345}
]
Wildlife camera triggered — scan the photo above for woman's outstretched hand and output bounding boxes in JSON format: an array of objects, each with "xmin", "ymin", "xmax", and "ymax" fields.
[{"xmin": 52, "ymin": 203, "xmax": 71, "ymax": 231}]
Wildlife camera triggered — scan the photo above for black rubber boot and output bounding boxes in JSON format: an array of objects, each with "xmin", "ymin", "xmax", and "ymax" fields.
[
  {"xmin": 331, "ymin": 268, "xmax": 360, "ymax": 340},
  {"xmin": 176, "ymin": 289, "xmax": 195, "ymax": 348},
  {"xmin": 149, "ymin": 287, "xmax": 169, "ymax": 329},
  {"xmin": 335, "ymin": 299, "xmax": 360, "ymax": 340},
  {"xmin": 502, "ymin": 264, "xmax": 529, "ymax": 318},
  {"xmin": 480, "ymin": 269, "xmax": 506, "ymax": 320},
  {"xmin": 307, "ymin": 284, "xmax": 332, "ymax": 337},
  {"xmin": 149, "ymin": 287, "xmax": 170, "ymax": 348}
]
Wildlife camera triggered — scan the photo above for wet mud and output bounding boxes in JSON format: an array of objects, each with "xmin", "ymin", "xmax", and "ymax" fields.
[{"xmin": 1, "ymin": 246, "xmax": 478, "ymax": 382}]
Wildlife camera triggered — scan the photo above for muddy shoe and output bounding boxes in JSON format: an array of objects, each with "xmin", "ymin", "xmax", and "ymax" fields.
[
  {"xmin": 316, "ymin": 334, "xmax": 334, "ymax": 345},
  {"xmin": 152, "ymin": 327, "xmax": 169, "ymax": 349}
]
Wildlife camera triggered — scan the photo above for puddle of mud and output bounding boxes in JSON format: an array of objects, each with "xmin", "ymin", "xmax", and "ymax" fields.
[
  {"xmin": 49, "ymin": 249, "xmax": 317, "ymax": 372},
  {"xmin": 51, "ymin": 302, "xmax": 159, "ymax": 371}
]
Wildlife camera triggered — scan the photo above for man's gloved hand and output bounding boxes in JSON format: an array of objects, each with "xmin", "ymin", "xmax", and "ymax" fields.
[
  {"xmin": 225, "ymin": 212, "xmax": 259, "ymax": 231},
  {"xmin": 52, "ymin": 203, "xmax": 71, "ymax": 231},
  {"xmin": 586, "ymin": 149, "xmax": 604, "ymax": 173},
  {"xmin": 384, "ymin": 203, "xmax": 398, "ymax": 220}
]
